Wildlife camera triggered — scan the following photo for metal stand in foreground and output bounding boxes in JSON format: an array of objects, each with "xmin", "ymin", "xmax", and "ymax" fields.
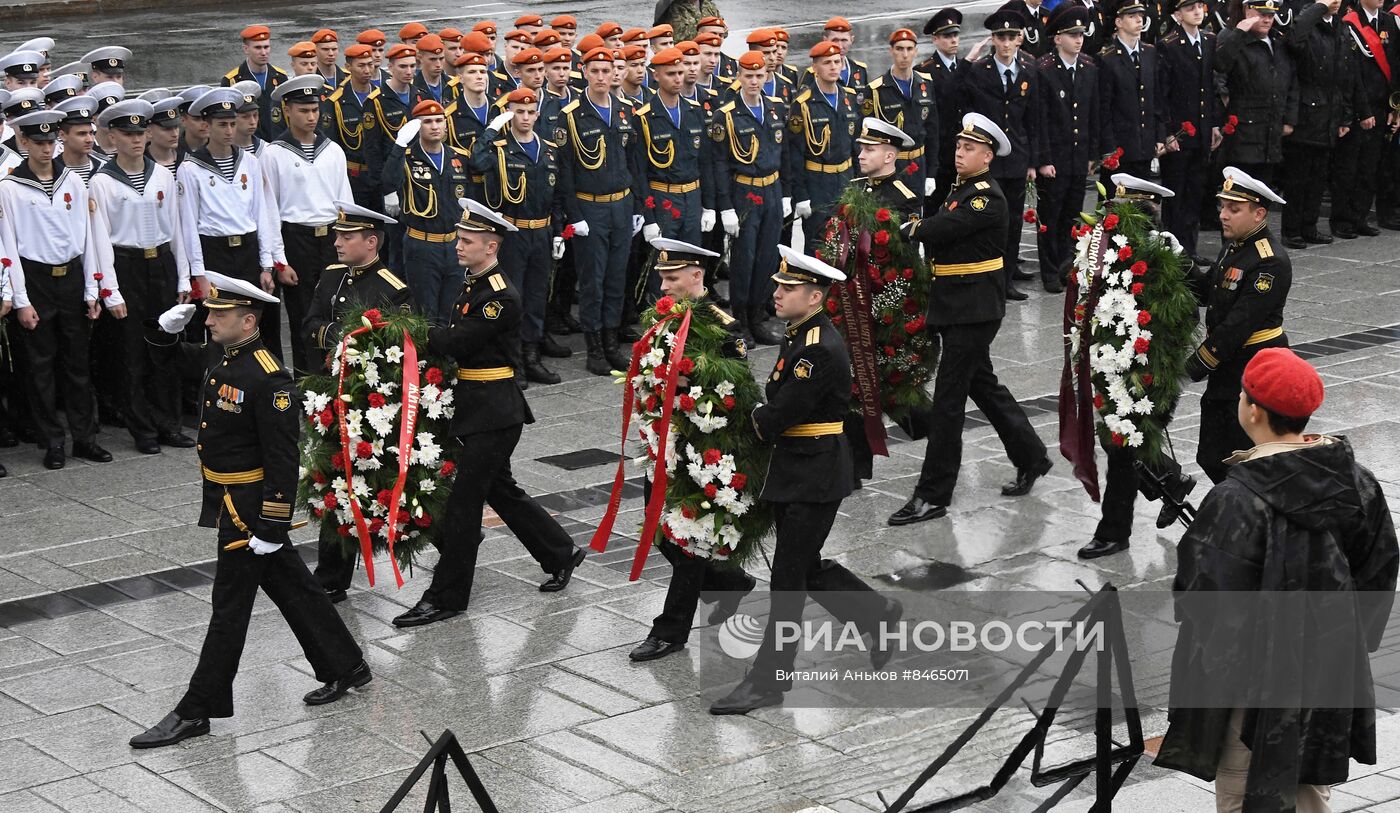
[
  {"xmin": 379, "ymin": 730, "xmax": 500, "ymax": 813},
  {"xmin": 878, "ymin": 583, "xmax": 1144, "ymax": 812}
]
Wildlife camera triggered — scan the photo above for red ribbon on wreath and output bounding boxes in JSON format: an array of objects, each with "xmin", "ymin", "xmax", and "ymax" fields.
[{"xmin": 590, "ymin": 302, "xmax": 694, "ymax": 581}]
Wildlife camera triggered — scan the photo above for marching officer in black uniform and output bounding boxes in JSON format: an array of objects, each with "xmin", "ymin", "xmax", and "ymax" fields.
[
  {"xmin": 1281, "ymin": 0, "xmax": 1352, "ymax": 249},
  {"xmin": 1036, "ymin": 4, "xmax": 1101, "ymax": 293},
  {"xmin": 392, "ymin": 200, "xmax": 585, "ymax": 628},
  {"xmin": 866, "ymin": 28, "xmax": 939, "ymax": 201},
  {"xmin": 1157, "ymin": 0, "xmax": 1223, "ymax": 264},
  {"xmin": 1098, "ymin": 0, "xmax": 1168, "ymax": 181},
  {"xmin": 222, "ymin": 25, "xmax": 287, "ymax": 142},
  {"xmin": 710, "ymin": 245, "xmax": 898, "ymax": 716},
  {"xmin": 129, "ymin": 271, "xmax": 370, "ymax": 750},
  {"xmin": 958, "ymin": 6, "xmax": 1044, "ymax": 301},
  {"xmin": 629, "ymin": 238, "xmax": 757, "ymax": 663},
  {"xmin": 1187, "ymin": 167, "xmax": 1292, "ymax": 484},
  {"xmin": 789, "ymin": 41, "xmax": 860, "ymax": 254},
  {"xmin": 888, "ymin": 114, "xmax": 1051, "ymax": 526},
  {"xmin": 1214, "ymin": 0, "xmax": 1297, "ymax": 185},
  {"xmin": 918, "ymin": 8, "xmax": 967, "ymax": 212}
]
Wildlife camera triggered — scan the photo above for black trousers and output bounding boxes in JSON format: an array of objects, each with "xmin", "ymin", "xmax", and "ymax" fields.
[
  {"xmin": 0, "ymin": 314, "xmax": 35, "ymax": 438},
  {"xmin": 1094, "ymin": 437, "xmax": 1184, "ymax": 543},
  {"xmin": 1281, "ymin": 142, "xmax": 1330, "ymax": 238},
  {"xmin": 914, "ymin": 320, "xmax": 1046, "ymax": 505},
  {"xmin": 995, "ymin": 173, "xmax": 1028, "ymax": 282},
  {"xmin": 1331, "ymin": 126, "xmax": 1383, "ymax": 229},
  {"xmin": 749, "ymin": 500, "xmax": 887, "ymax": 689},
  {"xmin": 21, "ymin": 257, "xmax": 97, "ymax": 447},
  {"xmin": 1197, "ymin": 397, "xmax": 1252, "ymax": 485},
  {"xmin": 1160, "ymin": 148, "xmax": 1209, "ymax": 255},
  {"xmin": 199, "ymin": 233, "xmax": 282, "ymax": 360},
  {"xmin": 280, "ymin": 223, "xmax": 337, "ymax": 376},
  {"xmin": 314, "ymin": 523, "xmax": 356, "ymax": 593},
  {"xmin": 90, "ymin": 307, "xmax": 125, "ymax": 423},
  {"xmin": 114, "ymin": 246, "xmax": 181, "ymax": 442},
  {"xmin": 175, "ymin": 540, "xmax": 363, "ymax": 719},
  {"xmin": 1035, "ymin": 170, "xmax": 1087, "ymax": 284},
  {"xmin": 423, "ymin": 424, "xmax": 578, "ymax": 610}
]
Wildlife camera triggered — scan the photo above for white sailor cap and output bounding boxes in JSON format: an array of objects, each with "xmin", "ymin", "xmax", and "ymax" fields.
[
  {"xmin": 456, "ymin": 197, "xmax": 518, "ymax": 234},
  {"xmin": 98, "ymin": 99, "xmax": 155, "ymax": 132},
  {"xmin": 272, "ymin": 73, "xmax": 324, "ymax": 105},
  {"xmin": 42, "ymin": 74, "xmax": 83, "ymax": 104},
  {"xmin": 231, "ymin": 79, "xmax": 262, "ymax": 99},
  {"xmin": 0, "ymin": 90, "xmax": 8, "ymax": 110},
  {"xmin": 177, "ymin": 84, "xmax": 211, "ymax": 113},
  {"xmin": 83, "ymin": 46, "xmax": 132, "ymax": 74},
  {"xmin": 774, "ymin": 244, "xmax": 847, "ymax": 285},
  {"xmin": 856, "ymin": 116, "xmax": 914, "ymax": 149},
  {"xmin": 0, "ymin": 50, "xmax": 44, "ymax": 78},
  {"xmin": 53, "ymin": 95, "xmax": 98, "ymax": 124},
  {"xmin": 138, "ymin": 87, "xmax": 173, "ymax": 103},
  {"xmin": 2, "ymin": 87, "xmax": 44, "ymax": 117},
  {"xmin": 16, "ymin": 38, "xmax": 54, "ymax": 59},
  {"xmin": 1110, "ymin": 173, "xmax": 1174, "ymax": 202},
  {"xmin": 203, "ymin": 270, "xmax": 280, "ymax": 308},
  {"xmin": 50, "ymin": 61, "xmax": 88, "ymax": 83},
  {"xmin": 333, "ymin": 200, "xmax": 399, "ymax": 230},
  {"xmin": 150, "ymin": 97, "xmax": 183, "ymax": 127},
  {"xmin": 190, "ymin": 88, "xmax": 243, "ymax": 118},
  {"xmin": 1217, "ymin": 165, "xmax": 1286, "ymax": 208},
  {"xmin": 86, "ymin": 80, "xmax": 125, "ymax": 112},
  {"xmin": 11, "ymin": 109, "xmax": 64, "ymax": 142},
  {"xmin": 957, "ymin": 112, "xmax": 1011, "ymax": 157},
  {"xmin": 650, "ymin": 237, "xmax": 719, "ymax": 271}
]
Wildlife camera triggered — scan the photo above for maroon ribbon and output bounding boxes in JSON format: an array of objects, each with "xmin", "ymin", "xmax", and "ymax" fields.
[
  {"xmin": 834, "ymin": 220, "xmax": 889, "ymax": 457},
  {"xmin": 1057, "ymin": 232, "xmax": 1112, "ymax": 502}
]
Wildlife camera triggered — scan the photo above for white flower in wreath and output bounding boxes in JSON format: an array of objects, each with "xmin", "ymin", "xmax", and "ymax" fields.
[
  {"xmin": 418, "ymin": 478, "xmax": 437, "ymax": 494},
  {"xmin": 363, "ymin": 361, "xmax": 381, "ymax": 388},
  {"xmin": 1111, "ymin": 234, "xmax": 1128, "ymax": 249},
  {"xmin": 714, "ymin": 380, "xmax": 736, "ymax": 398},
  {"xmin": 344, "ymin": 409, "xmax": 364, "ymax": 440},
  {"xmin": 412, "ymin": 433, "xmax": 442, "ymax": 467},
  {"xmin": 384, "ymin": 345, "xmax": 404, "ymax": 364}
]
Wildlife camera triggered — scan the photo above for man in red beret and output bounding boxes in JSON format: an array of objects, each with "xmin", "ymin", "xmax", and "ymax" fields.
[
  {"xmin": 223, "ymin": 25, "xmax": 287, "ymax": 141},
  {"xmin": 311, "ymin": 29, "xmax": 345, "ymax": 88},
  {"xmin": 1157, "ymin": 346, "xmax": 1398, "ymax": 811}
]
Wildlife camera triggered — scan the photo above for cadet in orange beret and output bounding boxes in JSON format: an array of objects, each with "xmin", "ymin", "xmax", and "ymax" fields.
[
  {"xmin": 551, "ymin": 15, "xmax": 578, "ymax": 50},
  {"xmin": 772, "ymin": 28, "xmax": 801, "ymax": 85},
  {"xmin": 618, "ymin": 44, "xmax": 648, "ymax": 103},
  {"xmin": 412, "ymin": 34, "xmax": 459, "ymax": 105},
  {"xmin": 444, "ymin": 52, "xmax": 492, "ymax": 200},
  {"xmin": 514, "ymin": 14, "xmax": 544, "ymax": 36},
  {"xmin": 399, "ymin": 22, "xmax": 428, "ymax": 45},
  {"xmin": 224, "ymin": 24, "xmax": 287, "ymax": 140},
  {"xmin": 287, "ymin": 42, "xmax": 318, "ymax": 77},
  {"xmin": 819, "ymin": 16, "xmax": 869, "ymax": 92},
  {"xmin": 439, "ymin": 28, "xmax": 464, "ymax": 65},
  {"xmin": 356, "ymin": 29, "xmax": 388, "ymax": 74},
  {"xmin": 595, "ymin": 21, "xmax": 624, "ymax": 48},
  {"xmin": 647, "ymin": 24, "xmax": 675, "ymax": 54},
  {"xmin": 788, "ymin": 41, "xmax": 860, "ymax": 254},
  {"xmin": 323, "ymin": 43, "xmax": 382, "ymax": 210},
  {"xmin": 309, "ymin": 30, "xmax": 345, "ymax": 88},
  {"xmin": 863, "ymin": 28, "xmax": 940, "ymax": 202}
]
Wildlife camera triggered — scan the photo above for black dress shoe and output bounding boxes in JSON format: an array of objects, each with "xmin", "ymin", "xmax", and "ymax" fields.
[
  {"xmin": 709, "ymin": 678, "xmax": 784, "ymax": 715},
  {"xmin": 1332, "ymin": 225, "xmax": 1358, "ymax": 240},
  {"xmin": 1005, "ymin": 285, "xmax": 1029, "ymax": 302},
  {"xmin": 1380, "ymin": 217, "xmax": 1400, "ymax": 231},
  {"xmin": 1155, "ymin": 473, "xmax": 1197, "ymax": 529},
  {"xmin": 1357, "ymin": 224, "xmax": 1381, "ymax": 237},
  {"xmin": 1012, "ymin": 267, "xmax": 1036, "ymax": 281},
  {"xmin": 303, "ymin": 660, "xmax": 372, "ymax": 705},
  {"xmin": 1077, "ymin": 538, "xmax": 1130, "ymax": 560},
  {"xmin": 1042, "ymin": 278, "xmax": 1064, "ymax": 294},
  {"xmin": 135, "ymin": 437, "xmax": 162, "ymax": 455},
  {"xmin": 392, "ymin": 599, "xmax": 460, "ymax": 628},
  {"xmin": 1302, "ymin": 231, "xmax": 1333, "ymax": 245},
  {"xmin": 129, "ymin": 711, "xmax": 210, "ymax": 749},
  {"xmin": 888, "ymin": 497, "xmax": 947, "ymax": 526},
  {"xmin": 540, "ymin": 546, "xmax": 585, "ymax": 592},
  {"xmin": 0, "ymin": 462, "xmax": 8, "ymax": 478},
  {"xmin": 324, "ymin": 588, "xmax": 348, "ymax": 604},
  {"xmin": 538, "ymin": 333, "xmax": 573, "ymax": 359},
  {"xmin": 0, "ymin": 427, "xmax": 16, "ymax": 447},
  {"xmin": 43, "ymin": 446, "xmax": 65, "ymax": 470},
  {"xmin": 72, "ymin": 441, "xmax": 113, "ymax": 463},
  {"xmin": 1001, "ymin": 458, "xmax": 1052, "ymax": 496},
  {"xmin": 158, "ymin": 430, "xmax": 197, "ymax": 448},
  {"xmin": 1282, "ymin": 235, "xmax": 1307, "ymax": 250},
  {"xmin": 629, "ymin": 636, "xmax": 685, "ymax": 661},
  {"xmin": 704, "ymin": 573, "xmax": 756, "ymax": 625},
  {"xmin": 870, "ymin": 598, "xmax": 904, "ymax": 670}
]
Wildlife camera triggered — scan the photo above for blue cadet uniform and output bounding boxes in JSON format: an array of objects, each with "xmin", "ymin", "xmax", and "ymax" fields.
[
  {"xmin": 788, "ymin": 42, "xmax": 860, "ymax": 254},
  {"xmin": 220, "ymin": 25, "xmax": 288, "ymax": 142},
  {"xmin": 864, "ymin": 28, "xmax": 940, "ymax": 197}
]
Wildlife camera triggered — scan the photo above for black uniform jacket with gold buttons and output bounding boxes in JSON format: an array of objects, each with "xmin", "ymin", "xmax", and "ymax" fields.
[
  {"xmin": 1187, "ymin": 223, "xmax": 1290, "ymax": 397},
  {"xmin": 957, "ymin": 54, "xmax": 1043, "ymax": 178},
  {"xmin": 695, "ymin": 294, "xmax": 748, "ymax": 360},
  {"xmin": 1156, "ymin": 29, "xmax": 1222, "ymax": 150},
  {"xmin": 753, "ymin": 310, "xmax": 853, "ymax": 505},
  {"xmin": 1036, "ymin": 52, "xmax": 1100, "ymax": 171},
  {"xmin": 854, "ymin": 173, "xmax": 922, "ymax": 220},
  {"xmin": 427, "ymin": 263, "xmax": 533, "ymax": 436},
  {"xmin": 709, "ymin": 91, "xmax": 788, "ymax": 211},
  {"xmin": 303, "ymin": 260, "xmax": 415, "ymax": 362},
  {"xmin": 1097, "ymin": 39, "xmax": 1167, "ymax": 162},
  {"xmin": 321, "ymin": 84, "xmax": 383, "ymax": 192},
  {"xmin": 197, "ymin": 331, "xmax": 300, "ymax": 545},
  {"xmin": 911, "ymin": 169, "xmax": 1008, "ymax": 326}
]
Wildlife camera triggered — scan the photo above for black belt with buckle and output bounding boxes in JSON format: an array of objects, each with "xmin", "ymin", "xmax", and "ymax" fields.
[
  {"xmin": 21, "ymin": 256, "xmax": 81, "ymax": 278},
  {"xmin": 202, "ymin": 232, "xmax": 255, "ymax": 248},
  {"xmin": 113, "ymin": 243, "xmax": 170, "ymax": 261},
  {"xmin": 285, "ymin": 222, "xmax": 334, "ymax": 238}
]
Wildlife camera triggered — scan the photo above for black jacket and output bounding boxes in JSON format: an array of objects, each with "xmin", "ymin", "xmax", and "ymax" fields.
[
  {"xmin": 912, "ymin": 169, "xmax": 1008, "ymax": 326},
  {"xmin": 1186, "ymin": 223, "xmax": 1291, "ymax": 395},
  {"xmin": 1216, "ymin": 29, "xmax": 1299, "ymax": 164},
  {"xmin": 1287, "ymin": 3, "xmax": 1355, "ymax": 146},
  {"xmin": 1098, "ymin": 39, "xmax": 1167, "ymax": 161},
  {"xmin": 1036, "ymin": 52, "xmax": 1100, "ymax": 171},
  {"xmin": 1341, "ymin": 7, "xmax": 1400, "ymax": 115},
  {"xmin": 853, "ymin": 173, "xmax": 923, "ymax": 219},
  {"xmin": 303, "ymin": 260, "xmax": 415, "ymax": 369},
  {"xmin": 865, "ymin": 70, "xmax": 940, "ymax": 178},
  {"xmin": 958, "ymin": 54, "xmax": 1044, "ymax": 177},
  {"xmin": 1157, "ymin": 29, "xmax": 1224, "ymax": 150},
  {"xmin": 916, "ymin": 54, "xmax": 968, "ymax": 179},
  {"xmin": 427, "ymin": 264, "xmax": 532, "ymax": 436}
]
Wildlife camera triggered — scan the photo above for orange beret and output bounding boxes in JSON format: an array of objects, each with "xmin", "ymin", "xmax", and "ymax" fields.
[
  {"xmin": 594, "ymin": 21, "xmax": 623, "ymax": 38},
  {"xmin": 385, "ymin": 44, "xmax": 417, "ymax": 61},
  {"xmin": 577, "ymin": 34, "xmax": 606, "ymax": 52},
  {"xmin": 312, "ymin": 29, "xmax": 337, "ymax": 44},
  {"xmin": 399, "ymin": 22, "xmax": 428, "ymax": 41},
  {"xmin": 461, "ymin": 32, "xmax": 493, "ymax": 53},
  {"xmin": 613, "ymin": 48, "xmax": 627, "ymax": 61},
  {"xmin": 439, "ymin": 28, "xmax": 463, "ymax": 42},
  {"xmin": 581, "ymin": 46, "xmax": 614, "ymax": 64},
  {"xmin": 773, "ymin": 28, "xmax": 790, "ymax": 42},
  {"xmin": 746, "ymin": 29, "xmax": 777, "ymax": 47},
  {"xmin": 240, "ymin": 24, "xmax": 271, "ymax": 42},
  {"xmin": 504, "ymin": 29, "xmax": 531, "ymax": 43},
  {"xmin": 810, "ymin": 41, "xmax": 843, "ymax": 59},
  {"xmin": 472, "ymin": 21, "xmax": 497, "ymax": 35},
  {"xmin": 697, "ymin": 16, "xmax": 726, "ymax": 29},
  {"xmin": 287, "ymin": 41, "xmax": 316, "ymax": 59},
  {"xmin": 506, "ymin": 87, "xmax": 538, "ymax": 105},
  {"xmin": 675, "ymin": 40, "xmax": 700, "ymax": 56},
  {"xmin": 515, "ymin": 13, "xmax": 543, "ymax": 26},
  {"xmin": 411, "ymin": 99, "xmax": 445, "ymax": 118},
  {"xmin": 650, "ymin": 47, "xmax": 684, "ymax": 67},
  {"xmin": 415, "ymin": 34, "xmax": 445, "ymax": 54},
  {"xmin": 344, "ymin": 44, "xmax": 372, "ymax": 59},
  {"xmin": 533, "ymin": 30, "xmax": 562, "ymax": 47},
  {"xmin": 623, "ymin": 44, "xmax": 648, "ymax": 61},
  {"xmin": 890, "ymin": 28, "xmax": 918, "ymax": 44},
  {"xmin": 621, "ymin": 27, "xmax": 648, "ymax": 43},
  {"xmin": 356, "ymin": 29, "xmax": 387, "ymax": 46},
  {"xmin": 647, "ymin": 24, "xmax": 674, "ymax": 39},
  {"xmin": 825, "ymin": 16, "xmax": 853, "ymax": 32},
  {"xmin": 694, "ymin": 32, "xmax": 723, "ymax": 47},
  {"xmin": 512, "ymin": 47, "xmax": 544, "ymax": 65},
  {"xmin": 737, "ymin": 51, "xmax": 767, "ymax": 70},
  {"xmin": 543, "ymin": 47, "xmax": 573, "ymax": 64},
  {"xmin": 551, "ymin": 15, "xmax": 577, "ymax": 29},
  {"xmin": 454, "ymin": 53, "xmax": 488, "ymax": 67}
]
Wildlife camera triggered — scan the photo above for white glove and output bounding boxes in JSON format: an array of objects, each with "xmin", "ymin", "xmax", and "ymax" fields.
[
  {"xmin": 488, "ymin": 110, "xmax": 513, "ymax": 132},
  {"xmin": 794, "ymin": 199, "xmax": 812, "ymax": 219},
  {"xmin": 384, "ymin": 192, "xmax": 401, "ymax": 218},
  {"xmin": 249, "ymin": 536, "xmax": 283, "ymax": 555},
  {"xmin": 642, "ymin": 222, "xmax": 661, "ymax": 241},
  {"xmin": 570, "ymin": 219, "xmax": 590, "ymax": 237},
  {"xmin": 395, "ymin": 119, "xmax": 422, "ymax": 147},
  {"xmin": 157, "ymin": 303, "xmax": 197, "ymax": 334},
  {"xmin": 721, "ymin": 208, "xmax": 739, "ymax": 236},
  {"xmin": 552, "ymin": 236, "xmax": 566, "ymax": 260},
  {"xmin": 782, "ymin": 197, "xmax": 792, "ymax": 218},
  {"xmin": 924, "ymin": 177, "xmax": 937, "ymax": 196},
  {"xmin": 631, "ymin": 214, "xmax": 644, "ymax": 236},
  {"xmin": 701, "ymin": 209, "xmax": 716, "ymax": 233}
]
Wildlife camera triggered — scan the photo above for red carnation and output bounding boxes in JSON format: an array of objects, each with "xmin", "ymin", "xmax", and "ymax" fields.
[
  {"xmin": 1131, "ymin": 282, "xmax": 1145, "ymax": 295},
  {"xmin": 1118, "ymin": 245, "xmax": 1133, "ymax": 261},
  {"xmin": 415, "ymin": 514, "xmax": 432, "ymax": 528},
  {"xmin": 1133, "ymin": 336, "xmax": 1151, "ymax": 354},
  {"xmin": 312, "ymin": 471, "xmax": 328, "ymax": 485},
  {"xmin": 873, "ymin": 230, "xmax": 890, "ymax": 246},
  {"xmin": 644, "ymin": 195, "xmax": 656, "ymax": 209},
  {"xmin": 904, "ymin": 320, "xmax": 921, "ymax": 335},
  {"xmin": 323, "ymin": 493, "xmax": 338, "ymax": 509},
  {"xmin": 1131, "ymin": 261, "xmax": 1148, "ymax": 277},
  {"xmin": 903, "ymin": 299, "xmax": 920, "ymax": 315},
  {"xmin": 902, "ymin": 267, "xmax": 914, "ymax": 280},
  {"xmin": 1137, "ymin": 310, "xmax": 1152, "ymax": 326},
  {"xmin": 376, "ymin": 488, "xmax": 394, "ymax": 507},
  {"xmin": 367, "ymin": 392, "xmax": 387, "ymax": 408},
  {"xmin": 679, "ymin": 394, "xmax": 696, "ymax": 411},
  {"xmin": 722, "ymin": 395, "xmax": 736, "ymax": 409},
  {"xmin": 1038, "ymin": 225, "xmax": 1047, "ymax": 233},
  {"xmin": 882, "ymin": 270, "xmax": 896, "ymax": 284},
  {"xmin": 313, "ymin": 507, "xmax": 324, "ymax": 518},
  {"xmin": 644, "ymin": 394, "xmax": 659, "ymax": 412},
  {"xmin": 671, "ymin": 208, "xmax": 682, "ymax": 220},
  {"xmin": 100, "ymin": 288, "xmax": 113, "ymax": 299},
  {"xmin": 355, "ymin": 440, "xmax": 373, "ymax": 459},
  {"xmin": 366, "ymin": 518, "xmax": 385, "ymax": 535},
  {"xmin": 826, "ymin": 298, "xmax": 839, "ymax": 313},
  {"xmin": 656, "ymin": 296, "xmax": 675, "ymax": 314},
  {"xmin": 882, "ymin": 312, "xmax": 894, "ymax": 325},
  {"xmin": 561, "ymin": 223, "xmax": 576, "ymax": 239},
  {"xmin": 319, "ymin": 409, "xmax": 333, "ymax": 427},
  {"xmin": 93, "ymin": 272, "xmax": 104, "ymax": 281},
  {"xmin": 440, "ymin": 461, "xmax": 456, "ymax": 477},
  {"xmin": 1023, "ymin": 209, "xmax": 1037, "ymax": 224},
  {"xmin": 703, "ymin": 483, "xmax": 718, "ymax": 499},
  {"xmin": 1182, "ymin": 120, "xmax": 1197, "ymax": 137},
  {"xmin": 1142, "ymin": 373, "xmax": 1155, "ymax": 386},
  {"xmin": 1111, "ymin": 432, "xmax": 1125, "ymax": 446},
  {"xmin": 396, "ymin": 509, "xmax": 410, "ymax": 525},
  {"xmin": 337, "ymin": 524, "xmax": 351, "ymax": 537},
  {"xmin": 904, "ymin": 162, "xmax": 917, "ymax": 175},
  {"xmin": 0, "ymin": 258, "xmax": 10, "ymax": 268},
  {"xmin": 875, "ymin": 208, "xmax": 891, "ymax": 222},
  {"xmin": 363, "ymin": 308, "xmax": 383, "ymax": 324},
  {"xmin": 703, "ymin": 448, "xmax": 721, "ymax": 465},
  {"xmin": 883, "ymin": 345, "xmax": 896, "ymax": 357},
  {"xmin": 1103, "ymin": 154, "xmax": 1120, "ymax": 170},
  {"xmin": 330, "ymin": 451, "xmax": 346, "ymax": 470},
  {"xmin": 681, "ymin": 505, "xmax": 695, "ymax": 519},
  {"xmin": 661, "ymin": 198, "xmax": 673, "ymax": 210},
  {"xmin": 730, "ymin": 473, "xmax": 747, "ymax": 490},
  {"xmin": 1093, "ymin": 393, "xmax": 1105, "ymax": 410},
  {"xmin": 1103, "ymin": 214, "xmax": 1120, "ymax": 230},
  {"xmin": 425, "ymin": 367, "xmax": 444, "ymax": 385},
  {"xmin": 677, "ymin": 357, "xmax": 695, "ymax": 375}
]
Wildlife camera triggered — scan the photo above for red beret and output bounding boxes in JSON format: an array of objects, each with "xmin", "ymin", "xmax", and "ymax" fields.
[
  {"xmin": 385, "ymin": 44, "xmax": 417, "ymax": 61},
  {"xmin": 454, "ymin": 53, "xmax": 488, "ymax": 67},
  {"xmin": 506, "ymin": 87, "xmax": 538, "ymax": 105},
  {"xmin": 356, "ymin": 29, "xmax": 387, "ymax": 47},
  {"xmin": 890, "ymin": 28, "xmax": 918, "ymax": 45},
  {"xmin": 240, "ymin": 25, "xmax": 271, "ymax": 42},
  {"xmin": 675, "ymin": 40, "xmax": 700, "ymax": 56},
  {"xmin": 809, "ymin": 41, "xmax": 843, "ymax": 59},
  {"xmin": 503, "ymin": 29, "xmax": 531, "ymax": 44},
  {"xmin": 543, "ymin": 47, "xmax": 573, "ymax": 64},
  {"xmin": 577, "ymin": 34, "xmax": 606, "ymax": 53},
  {"xmin": 694, "ymin": 32, "xmax": 724, "ymax": 47},
  {"xmin": 439, "ymin": 28, "xmax": 463, "ymax": 42},
  {"xmin": 651, "ymin": 47, "xmax": 684, "ymax": 67},
  {"xmin": 472, "ymin": 21, "xmax": 498, "ymax": 35},
  {"xmin": 595, "ymin": 21, "xmax": 624, "ymax": 38},
  {"xmin": 312, "ymin": 29, "xmax": 337, "ymax": 44},
  {"xmin": 773, "ymin": 28, "xmax": 790, "ymax": 43},
  {"xmin": 621, "ymin": 27, "xmax": 648, "ymax": 43},
  {"xmin": 344, "ymin": 44, "xmax": 373, "ymax": 59},
  {"xmin": 287, "ymin": 41, "xmax": 316, "ymax": 59},
  {"xmin": 551, "ymin": 15, "xmax": 577, "ymax": 29},
  {"xmin": 461, "ymin": 32, "xmax": 493, "ymax": 53},
  {"xmin": 1243, "ymin": 348, "xmax": 1324, "ymax": 419},
  {"xmin": 623, "ymin": 44, "xmax": 648, "ymax": 61},
  {"xmin": 647, "ymin": 24, "xmax": 674, "ymax": 39},
  {"xmin": 399, "ymin": 22, "xmax": 428, "ymax": 41},
  {"xmin": 825, "ymin": 16, "xmax": 853, "ymax": 32},
  {"xmin": 697, "ymin": 16, "xmax": 727, "ymax": 29},
  {"xmin": 415, "ymin": 34, "xmax": 445, "ymax": 54},
  {"xmin": 532, "ymin": 30, "xmax": 562, "ymax": 47},
  {"xmin": 581, "ymin": 46, "xmax": 615, "ymax": 64},
  {"xmin": 515, "ymin": 14, "xmax": 544, "ymax": 27},
  {"xmin": 411, "ymin": 99, "xmax": 445, "ymax": 118},
  {"xmin": 737, "ymin": 51, "xmax": 767, "ymax": 70},
  {"xmin": 747, "ymin": 29, "xmax": 777, "ymax": 47},
  {"xmin": 512, "ymin": 47, "xmax": 544, "ymax": 65}
]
